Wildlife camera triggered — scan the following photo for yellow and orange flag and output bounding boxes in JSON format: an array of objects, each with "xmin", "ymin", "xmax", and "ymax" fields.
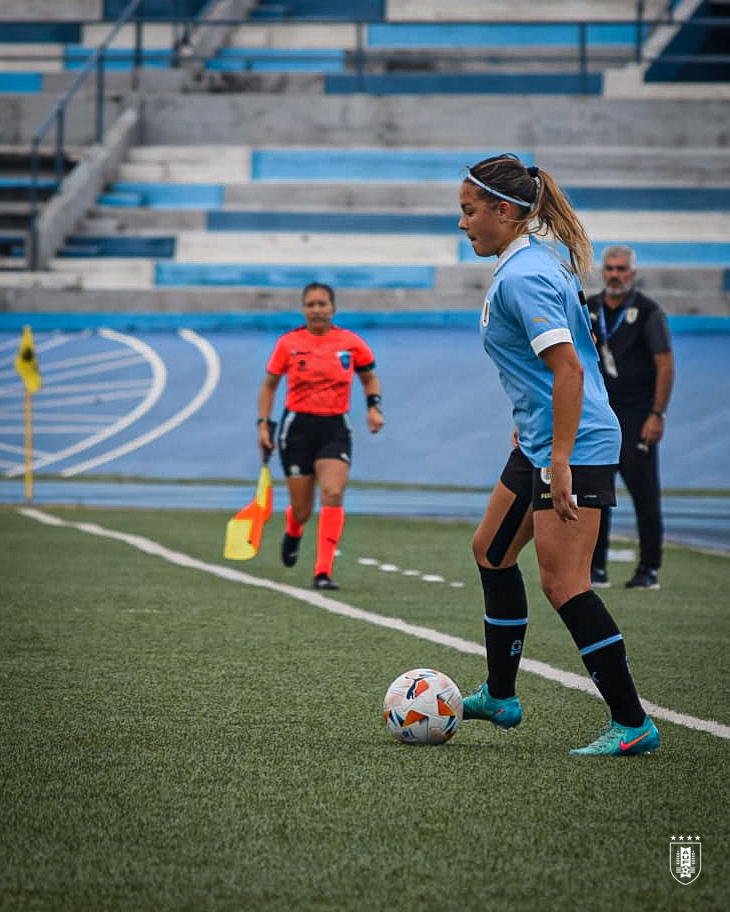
[{"xmin": 14, "ymin": 325, "xmax": 42, "ymax": 394}]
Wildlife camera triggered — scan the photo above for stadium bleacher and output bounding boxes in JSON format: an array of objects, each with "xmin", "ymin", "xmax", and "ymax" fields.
[{"xmin": 0, "ymin": 0, "xmax": 727, "ymax": 317}]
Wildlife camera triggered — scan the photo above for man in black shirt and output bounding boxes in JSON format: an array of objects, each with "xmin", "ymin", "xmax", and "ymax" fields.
[{"xmin": 587, "ymin": 245, "xmax": 674, "ymax": 589}]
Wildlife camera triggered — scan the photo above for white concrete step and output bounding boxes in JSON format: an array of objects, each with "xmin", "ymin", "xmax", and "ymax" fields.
[{"xmin": 173, "ymin": 231, "xmax": 457, "ymax": 264}]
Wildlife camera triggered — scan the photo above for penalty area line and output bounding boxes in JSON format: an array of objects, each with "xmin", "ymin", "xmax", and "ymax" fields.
[{"xmin": 18, "ymin": 507, "xmax": 730, "ymax": 741}]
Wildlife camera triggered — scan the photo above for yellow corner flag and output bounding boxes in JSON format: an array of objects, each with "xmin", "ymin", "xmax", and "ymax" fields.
[{"xmin": 15, "ymin": 325, "xmax": 42, "ymax": 394}]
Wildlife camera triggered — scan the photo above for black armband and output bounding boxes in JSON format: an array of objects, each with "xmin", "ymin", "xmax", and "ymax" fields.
[{"xmin": 366, "ymin": 394, "xmax": 382, "ymax": 409}]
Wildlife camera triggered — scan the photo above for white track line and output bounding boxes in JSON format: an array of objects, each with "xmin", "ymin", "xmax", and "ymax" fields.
[
  {"xmin": 2, "ymin": 329, "xmax": 166, "ymax": 477},
  {"xmin": 17, "ymin": 506, "xmax": 730, "ymax": 742},
  {"xmin": 59, "ymin": 329, "xmax": 219, "ymax": 477}
]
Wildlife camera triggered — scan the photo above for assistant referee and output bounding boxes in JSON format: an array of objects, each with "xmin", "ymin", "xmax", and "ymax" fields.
[{"xmin": 256, "ymin": 282, "xmax": 384, "ymax": 590}]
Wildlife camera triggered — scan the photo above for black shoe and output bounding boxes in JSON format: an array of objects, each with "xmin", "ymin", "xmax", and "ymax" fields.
[
  {"xmin": 591, "ymin": 566, "xmax": 611, "ymax": 588},
  {"xmin": 313, "ymin": 573, "xmax": 339, "ymax": 591},
  {"xmin": 281, "ymin": 533, "xmax": 301, "ymax": 567},
  {"xmin": 625, "ymin": 566, "xmax": 660, "ymax": 590}
]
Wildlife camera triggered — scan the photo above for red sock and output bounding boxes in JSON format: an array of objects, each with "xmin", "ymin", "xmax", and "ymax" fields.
[
  {"xmin": 315, "ymin": 506, "xmax": 344, "ymax": 577},
  {"xmin": 285, "ymin": 505, "xmax": 304, "ymax": 538}
]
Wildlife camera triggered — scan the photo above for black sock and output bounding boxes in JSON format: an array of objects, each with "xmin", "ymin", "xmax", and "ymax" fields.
[
  {"xmin": 478, "ymin": 564, "xmax": 528, "ymax": 699},
  {"xmin": 558, "ymin": 590, "xmax": 645, "ymax": 727}
]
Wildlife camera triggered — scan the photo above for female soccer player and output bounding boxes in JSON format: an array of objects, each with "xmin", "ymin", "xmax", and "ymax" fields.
[
  {"xmin": 256, "ymin": 282, "xmax": 384, "ymax": 590},
  {"xmin": 458, "ymin": 153, "xmax": 659, "ymax": 755}
]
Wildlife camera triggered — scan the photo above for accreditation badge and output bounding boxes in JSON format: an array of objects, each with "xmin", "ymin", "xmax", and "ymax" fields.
[{"xmin": 600, "ymin": 343, "xmax": 618, "ymax": 378}]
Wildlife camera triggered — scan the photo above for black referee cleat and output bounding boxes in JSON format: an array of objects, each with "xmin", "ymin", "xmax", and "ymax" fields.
[
  {"xmin": 281, "ymin": 533, "xmax": 301, "ymax": 567},
  {"xmin": 313, "ymin": 573, "xmax": 339, "ymax": 591}
]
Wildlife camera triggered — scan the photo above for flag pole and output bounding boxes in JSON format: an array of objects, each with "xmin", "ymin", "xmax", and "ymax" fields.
[
  {"xmin": 14, "ymin": 324, "xmax": 42, "ymax": 502},
  {"xmin": 24, "ymin": 389, "xmax": 33, "ymax": 502}
]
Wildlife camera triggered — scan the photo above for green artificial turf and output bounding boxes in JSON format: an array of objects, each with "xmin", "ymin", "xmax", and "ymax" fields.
[{"xmin": 1, "ymin": 506, "xmax": 727, "ymax": 911}]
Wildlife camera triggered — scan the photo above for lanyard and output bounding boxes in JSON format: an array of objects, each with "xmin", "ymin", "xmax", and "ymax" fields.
[
  {"xmin": 598, "ymin": 303, "xmax": 626, "ymax": 344},
  {"xmin": 597, "ymin": 290, "xmax": 636, "ymax": 344}
]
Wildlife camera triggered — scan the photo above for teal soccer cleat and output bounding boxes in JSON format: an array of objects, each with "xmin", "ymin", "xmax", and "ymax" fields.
[
  {"xmin": 462, "ymin": 682, "xmax": 522, "ymax": 729},
  {"xmin": 570, "ymin": 716, "xmax": 660, "ymax": 756}
]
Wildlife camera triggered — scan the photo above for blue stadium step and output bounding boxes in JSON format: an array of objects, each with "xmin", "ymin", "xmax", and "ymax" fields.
[
  {"xmin": 325, "ymin": 72, "xmax": 603, "ymax": 94},
  {"xmin": 59, "ymin": 236, "xmax": 176, "ymax": 258},
  {"xmin": 248, "ymin": 0, "xmax": 383, "ymax": 19},
  {"xmin": 565, "ymin": 187, "xmax": 730, "ymax": 212},
  {"xmin": 366, "ymin": 22, "xmax": 642, "ymax": 49},
  {"xmin": 98, "ymin": 183, "xmax": 225, "ymax": 208},
  {"xmin": 206, "ymin": 211, "xmax": 456, "ymax": 232},
  {"xmin": 154, "ymin": 263, "xmax": 434, "ymax": 288},
  {"xmin": 457, "ymin": 239, "xmax": 730, "ymax": 266},
  {"xmin": 0, "ymin": 73, "xmax": 43, "ymax": 94},
  {"xmin": 0, "ymin": 22, "xmax": 81, "ymax": 43},
  {"xmin": 65, "ymin": 47, "xmax": 175, "ymax": 71},
  {"xmin": 0, "ymin": 235, "xmax": 25, "ymax": 257},
  {"xmin": 206, "ymin": 48, "xmax": 346, "ymax": 73},
  {"xmin": 103, "ymin": 0, "xmax": 208, "ymax": 18},
  {"xmin": 250, "ymin": 148, "xmax": 533, "ymax": 181}
]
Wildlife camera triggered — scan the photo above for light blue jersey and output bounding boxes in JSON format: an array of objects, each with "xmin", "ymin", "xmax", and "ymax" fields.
[{"xmin": 480, "ymin": 236, "xmax": 620, "ymax": 468}]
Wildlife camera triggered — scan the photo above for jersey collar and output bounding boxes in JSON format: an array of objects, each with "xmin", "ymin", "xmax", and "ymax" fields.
[{"xmin": 494, "ymin": 235, "xmax": 531, "ymax": 274}]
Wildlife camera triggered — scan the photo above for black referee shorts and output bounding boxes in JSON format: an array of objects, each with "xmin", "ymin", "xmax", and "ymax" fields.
[
  {"xmin": 500, "ymin": 447, "xmax": 617, "ymax": 511},
  {"xmin": 278, "ymin": 410, "xmax": 352, "ymax": 478}
]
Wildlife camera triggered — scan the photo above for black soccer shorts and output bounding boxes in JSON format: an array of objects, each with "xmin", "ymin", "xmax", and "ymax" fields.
[
  {"xmin": 278, "ymin": 410, "xmax": 352, "ymax": 477},
  {"xmin": 500, "ymin": 446, "xmax": 617, "ymax": 512}
]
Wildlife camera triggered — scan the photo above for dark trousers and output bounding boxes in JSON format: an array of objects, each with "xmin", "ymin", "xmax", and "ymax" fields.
[{"xmin": 593, "ymin": 404, "xmax": 663, "ymax": 571}]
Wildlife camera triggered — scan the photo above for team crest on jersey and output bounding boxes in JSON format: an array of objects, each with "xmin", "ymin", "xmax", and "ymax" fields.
[
  {"xmin": 481, "ymin": 296, "xmax": 490, "ymax": 327},
  {"xmin": 670, "ymin": 836, "xmax": 701, "ymax": 885},
  {"xmin": 540, "ymin": 467, "xmax": 551, "ymax": 485},
  {"xmin": 337, "ymin": 350, "xmax": 351, "ymax": 370},
  {"xmin": 625, "ymin": 306, "xmax": 638, "ymax": 324}
]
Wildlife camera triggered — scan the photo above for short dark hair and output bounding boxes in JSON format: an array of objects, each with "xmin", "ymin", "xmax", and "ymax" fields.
[{"xmin": 302, "ymin": 282, "xmax": 335, "ymax": 305}]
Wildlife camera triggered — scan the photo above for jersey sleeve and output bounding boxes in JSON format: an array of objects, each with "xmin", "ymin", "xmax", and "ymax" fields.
[
  {"xmin": 644, "ymin": 307, "xmax": 672, "ymax": 355},
  {"xmin": 502, "ymin": 271, "xmax": 573, "ymax": 356},
  {"xmin": 351, "ymin": 333, "xmax": 376, "ymax": 372},
  {"xmin": 266, "ymin": 335, "xmax": 290, "ymax": 376}
]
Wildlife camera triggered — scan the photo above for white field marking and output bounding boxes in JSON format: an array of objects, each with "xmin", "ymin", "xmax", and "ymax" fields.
[
  {"xmin": 608, "ymin": 548, "xmax": 636, "ymax": 562},
  {"xmin": 2, "ymin": 329, "xmax": 166, "ymax": 477},
  {"xmin": 0, "ymin": 349, "xmax": 143, "ymax": 384},
  {"xmin": 358, "ymin": 555, "xmax": 464, "ymax": 588},
  {"xmin": 60, "ymin": 329, "xmax": 220, "ymax": 476},
  {"xmin": 2, "ymin": 424, "xmax": 113, "ymax": 435},
  {"xmin": 0, "ymin": 330, "xmax": 86, "ymax": 363},
  {"xmin": 31, "ymin": 353, "xmax": 145, "ymax": 384},
  {"xmin": 0, "ymin": 441, "xmax": 52, "ymax": 457},
  {"xmin": 17, "ymin": 507, "xmax": 730, "ymax": 741},
  {"xmin": 17, "ymin": 389, "xmax": 150, "ymax": 409}
]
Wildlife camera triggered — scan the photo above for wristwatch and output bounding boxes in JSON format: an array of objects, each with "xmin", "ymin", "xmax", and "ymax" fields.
[{"xmin": 650, "ymin": 410, "xmax": 666, "ymax": 420}]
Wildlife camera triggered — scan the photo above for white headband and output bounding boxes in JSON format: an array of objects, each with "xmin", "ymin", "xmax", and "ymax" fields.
[{"xmin": 466, "ymin": 172, "xmax": 536, "ymax": 211}]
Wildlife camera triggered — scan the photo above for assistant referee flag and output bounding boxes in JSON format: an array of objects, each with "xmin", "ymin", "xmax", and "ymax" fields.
[{"xmin": 15, "ymin": 325, "xmax": 42, "ymax": 393}]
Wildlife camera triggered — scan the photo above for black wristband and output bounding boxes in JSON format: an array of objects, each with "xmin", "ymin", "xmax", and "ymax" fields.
[
  {"xmin": 650, "ymin": 410, "xmax": 666, "ymax": 420},
  {"xmin": 366, "ymin": 394, "xmax": 382, "ymax": 409},
  {"xmin": 256, "ymin": 417, "xmax": 267, "ymax": 425}
]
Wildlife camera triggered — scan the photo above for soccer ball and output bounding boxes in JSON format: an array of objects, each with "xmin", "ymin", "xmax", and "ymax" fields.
[{"xmin": 383, "ymin": 668, "xmax": 463, "ymax": 744}]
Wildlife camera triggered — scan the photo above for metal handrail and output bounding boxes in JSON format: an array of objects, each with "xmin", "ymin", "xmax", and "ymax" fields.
[{"xmin": 27, "ymin": 0, "xmax": 150, "ymax": 269}]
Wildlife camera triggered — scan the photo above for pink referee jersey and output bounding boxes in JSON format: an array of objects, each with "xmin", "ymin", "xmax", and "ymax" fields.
[{"xmin": 266, "ymin": 325, "xmax": 376, "ymax": 415}]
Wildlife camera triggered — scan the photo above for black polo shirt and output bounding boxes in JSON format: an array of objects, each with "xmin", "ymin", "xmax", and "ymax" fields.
[{"xmin": 587, "ymin": 289, "xmax": 672, "ymax": 409}]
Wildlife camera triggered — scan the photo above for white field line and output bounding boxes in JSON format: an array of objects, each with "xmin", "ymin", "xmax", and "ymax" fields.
[
  {"xmin": 59, "ymin": 329, "xmax": 220, "ymax": 477},
  {"xmin": 17, "ymin": 506, "xmax": 730, "ymax": 742},
  {"xmin": 2, "ymin": 329, "xmax": 166, "ymax": 477}
]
